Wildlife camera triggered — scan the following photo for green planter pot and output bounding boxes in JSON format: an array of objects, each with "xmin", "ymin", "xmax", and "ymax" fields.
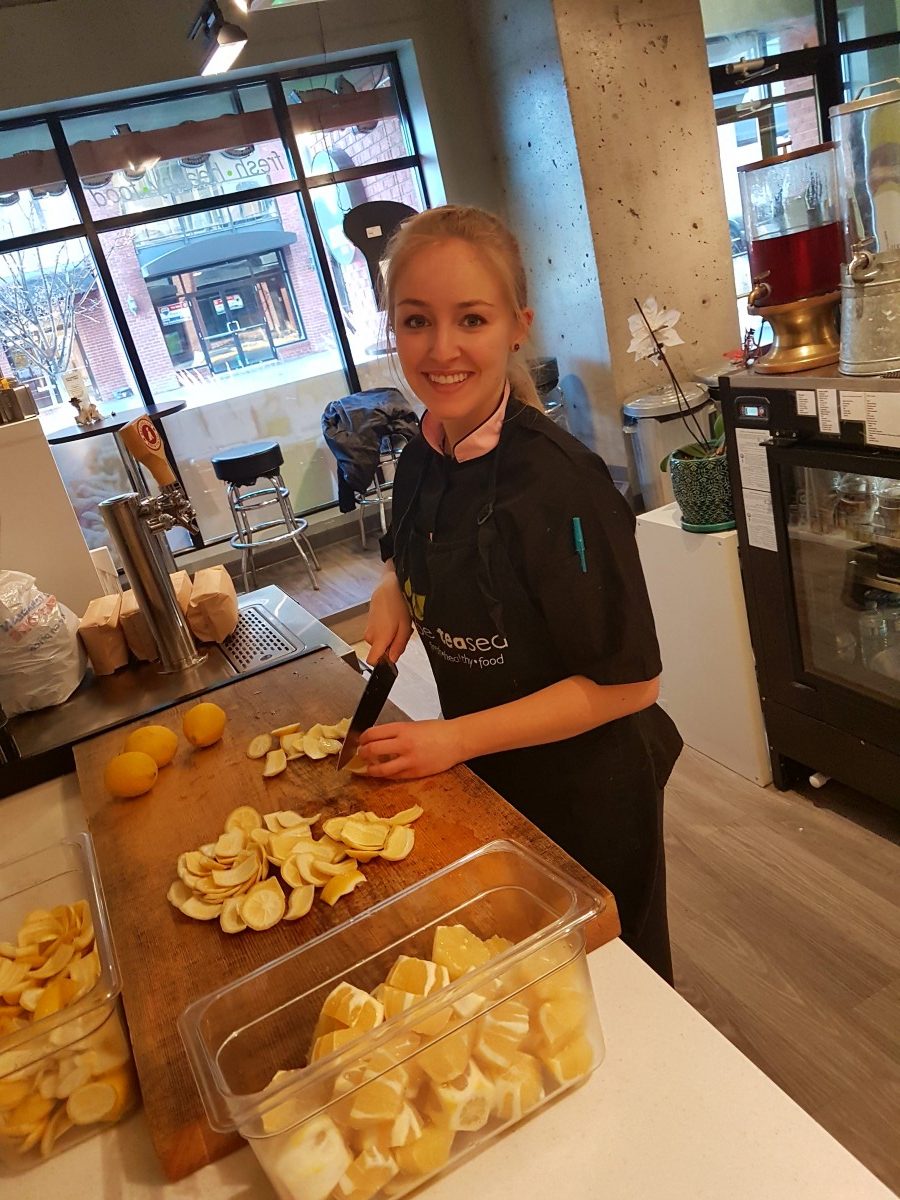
[{"xmin": 669, "ymin": 449, "xmax": 736, "ymax": 533}]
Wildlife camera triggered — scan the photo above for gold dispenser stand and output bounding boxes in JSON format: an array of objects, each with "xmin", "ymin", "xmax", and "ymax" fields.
[{"xmin": 748, "ymin": 289, "xmax": 841, "ymax": 375}]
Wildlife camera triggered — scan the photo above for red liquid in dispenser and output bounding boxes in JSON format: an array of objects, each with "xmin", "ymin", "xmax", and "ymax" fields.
[{"xmin": 748, "ymin": 221, "xmax": 844, "ymax": 307}]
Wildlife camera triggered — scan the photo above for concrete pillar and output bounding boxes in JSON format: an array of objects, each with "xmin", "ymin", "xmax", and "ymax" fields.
[
  {"xmin": 554, "ymin": 0, "xmax": 740, "ymax": 430},
  {"xmin": 470, "ymin": 0, "xmax": 739, "ymax": 469}
]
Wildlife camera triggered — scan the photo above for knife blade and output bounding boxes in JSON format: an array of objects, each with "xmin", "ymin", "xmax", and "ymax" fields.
[{"xmin": 337, "ymin": 656, "xmax": 399, "ymax": 770}]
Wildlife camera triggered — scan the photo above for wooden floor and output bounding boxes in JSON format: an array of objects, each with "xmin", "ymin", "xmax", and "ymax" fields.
[{"xmin": 257, "ymin": 538, "xmax": 900, "ymax": 1194}]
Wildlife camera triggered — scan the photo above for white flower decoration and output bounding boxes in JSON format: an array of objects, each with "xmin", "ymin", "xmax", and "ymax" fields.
[{"xmin": 627, "ymin": 297, "xmax": 685, "ymax": 363}]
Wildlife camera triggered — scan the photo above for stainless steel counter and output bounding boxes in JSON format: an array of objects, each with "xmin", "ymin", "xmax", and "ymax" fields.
[{"xmin": 1, "ymin": 586, "xmax": 355, "ymax": 796}]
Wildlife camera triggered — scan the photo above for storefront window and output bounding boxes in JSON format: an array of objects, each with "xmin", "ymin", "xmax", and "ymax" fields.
[
  {"xmin": 0, "ymin": 125, "xmax": 79, "ymax": 237},
  {"xmin": 838, "ymin": 0, "xmax": 900, "ymax": 41},
  {"xmin": 61, "ymin": 85, "xmax": 293, "ymax": 222},
  {"xmin": 310, "ymin": 166, "xmax": 425, "ymax": 379},
  {"xmin": 283, "ymin": 62, "xmax": 413, "ymax": 177},
  {"xmin": 842, "ymin": 43, "xmax": 900, "ymax": 100},
  {"xmin": 99, "ymin": 193, "xmax": 339, "ymax": 406},
  {"xmin": 0, "ymin": 54, "xmax": 429, "ymax": 554},
  {"xmin": 0, "ymin": 237, "xmax": 138, "ymax": 427},
  {"xmin": 701, "ymin": 1, "xmax": 821, "ymax": 67}
]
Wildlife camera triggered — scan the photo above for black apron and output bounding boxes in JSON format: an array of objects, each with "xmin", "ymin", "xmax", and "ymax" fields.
[{"xmin": 391, "ymin": 403, "xmax": 680, "ymax": 979}]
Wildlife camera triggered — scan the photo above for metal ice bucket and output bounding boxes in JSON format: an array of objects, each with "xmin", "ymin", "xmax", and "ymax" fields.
[{"xmin": 840, "ymin": 248, "xmax": 900, "ymax": 376}]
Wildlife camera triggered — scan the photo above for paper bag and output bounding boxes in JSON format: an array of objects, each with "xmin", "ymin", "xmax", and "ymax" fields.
[
  {"xmin": 186, "ymin": 566, "xmax": 239, "ymax": 643},
  {"xmin": 78, "ymin": 594, "xmax": 128, "ymax": 675},
  {"xmin": 119, "ymin": 589, "xmax": 158, "ymax": 662},
  {"xmin": 170, "ymin": 570, "xmax": 192, "ymax": 615}
]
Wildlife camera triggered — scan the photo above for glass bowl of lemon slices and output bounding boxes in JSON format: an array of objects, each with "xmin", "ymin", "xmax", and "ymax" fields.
[
  {"xmin": 0, "ymin": 836, "xmax": 139, "ymax": 1171},
  {"xmin": 181, "ymin": 840, "xmax": 607, "ymax": 1200}
]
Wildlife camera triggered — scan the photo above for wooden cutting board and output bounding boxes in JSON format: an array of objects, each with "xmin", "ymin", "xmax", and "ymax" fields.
[{"xmin": 75, "ymin": 649, "xmax": 619, "ymax": 1182}]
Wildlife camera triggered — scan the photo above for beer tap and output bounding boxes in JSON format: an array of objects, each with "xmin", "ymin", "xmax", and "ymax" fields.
[{"xmin": 99, "ymin": 417, "xmax": 206, "ymax": 674}]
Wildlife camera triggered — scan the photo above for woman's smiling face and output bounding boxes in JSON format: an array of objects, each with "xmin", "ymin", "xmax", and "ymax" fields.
[{"xmin": 392, "ymin": 238, "xmax": 531, "ymax": 441}]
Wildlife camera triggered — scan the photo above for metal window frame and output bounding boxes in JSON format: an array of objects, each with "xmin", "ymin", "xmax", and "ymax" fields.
[{"xmin": 0, "ymin": 50, "xmax": 426, "ymax": 550}]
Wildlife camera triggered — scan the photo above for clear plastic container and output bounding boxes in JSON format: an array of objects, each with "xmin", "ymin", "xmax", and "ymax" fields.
[
  {"xmin": 0, "ymin": 836, "xmax": 139, "ymax": 1171},
  {"xmin": 180, "ymin": 840, "xmax": 606, "ymax": 1200}
]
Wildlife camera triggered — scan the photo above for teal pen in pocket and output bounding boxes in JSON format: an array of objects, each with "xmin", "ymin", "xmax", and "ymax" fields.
[{"xmin": 572, "ymin": 516, "xmax": 587, "ymax": 572}]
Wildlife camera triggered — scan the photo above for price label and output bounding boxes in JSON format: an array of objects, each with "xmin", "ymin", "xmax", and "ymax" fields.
[{"xmin": 795, "ymin": 389, "xmax": 817, "ymax": 417}]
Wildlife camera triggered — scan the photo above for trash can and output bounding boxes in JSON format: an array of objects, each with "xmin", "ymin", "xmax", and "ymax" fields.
[
  {"xmin": 622, "ymin": 381, "xmax": 714, "ymax": 512},
  {"xmin": 529, "ymin": 357, "xmax": 569, "ymax": 430}
]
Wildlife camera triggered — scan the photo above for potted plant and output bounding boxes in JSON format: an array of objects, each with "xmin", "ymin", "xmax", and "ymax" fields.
[{"xmin": 627, "ymin": 297, "xmax": 735, "ymax": 532}]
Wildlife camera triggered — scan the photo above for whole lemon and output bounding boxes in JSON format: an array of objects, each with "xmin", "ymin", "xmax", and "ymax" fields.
[
  {"xmin": 104, "ymin": 751, "xmax": 158, "ymax": 798},
  {"xmin": 182, "ymin": 701, "xmax": 227, "ymax": 748},
  {"xmin": 124, "ymin": 724, "xmax": 179, "ymax": 767}
]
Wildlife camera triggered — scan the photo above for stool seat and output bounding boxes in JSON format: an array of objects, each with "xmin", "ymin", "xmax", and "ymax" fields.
[
  {"xmin": 212, "ymin": 440, "xmax": 283, "ymax": 487},
  {"xmin": 210, "ymin": 439, "xmax": 320, "ymax": 593}
]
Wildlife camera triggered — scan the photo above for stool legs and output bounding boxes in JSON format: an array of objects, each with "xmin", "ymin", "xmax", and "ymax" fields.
[
  {"xmin": 223, "ymin": 472, "xmax": 321, "ymax": 595},
  {"xmin": 273, "ymin": 473, "xmax": 319, "ymax": 591}
]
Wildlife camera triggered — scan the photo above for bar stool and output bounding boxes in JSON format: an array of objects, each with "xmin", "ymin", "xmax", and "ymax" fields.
[
  {"xmin": 211, "ymin": 440, "xmax": 320, "ymax": 593},
  {"xmin": 355, "ymin": 434, "xmax": 407, "ymax": 551}
]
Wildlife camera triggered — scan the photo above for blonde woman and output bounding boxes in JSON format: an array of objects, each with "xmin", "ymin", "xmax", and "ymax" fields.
[{"xmin": 359, "ymin": 206, "xmax": 682, "ymax": 980}]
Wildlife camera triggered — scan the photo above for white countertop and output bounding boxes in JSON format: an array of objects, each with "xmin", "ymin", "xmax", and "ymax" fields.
[{"xmin": 2, "ymin": 776, "xmax": 894, "ymax": 1200}]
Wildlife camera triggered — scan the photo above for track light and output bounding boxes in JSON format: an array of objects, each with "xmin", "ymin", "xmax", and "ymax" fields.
[{"xmin": 188, "ymin": 1, "xmax": 248, "ymax": 77}]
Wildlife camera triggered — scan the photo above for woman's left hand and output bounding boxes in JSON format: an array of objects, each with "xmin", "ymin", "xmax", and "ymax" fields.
[{"xmin": 357, "ymin": 720, "xmax": 463, "ymax": 780}]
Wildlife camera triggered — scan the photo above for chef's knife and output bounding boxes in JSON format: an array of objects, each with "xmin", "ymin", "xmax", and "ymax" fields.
[{"xmin": 337, "ymin": 656, "xmax": 399, "ymax": 770}]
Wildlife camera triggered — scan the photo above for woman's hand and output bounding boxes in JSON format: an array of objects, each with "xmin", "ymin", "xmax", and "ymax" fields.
[
  {"xmin": 364, "ymin": 568, "xmax": 412, "ymax": 665},
  {"xmin": 357, "ymin": 720, "xmax": 464, "ymax": 780}
]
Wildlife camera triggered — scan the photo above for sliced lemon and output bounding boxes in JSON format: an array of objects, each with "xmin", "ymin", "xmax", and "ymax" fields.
[
  {"xmin": 427, "ymin": 1058, "xmax": 494, "ymax": 1131},
  {"xmin": 284, "ymin": 885, "xmax": 315, "ymax": 921},
  {"xmin": 380, "ymin": 826, "xmax": 415, "ymax": 862},
  {"xmin": 432, "ymin": 924, "xmax": 491, "ymax": 981},
  {"xmin": 473, "ymin": 998, "xmax": 530, "ymax": 1070},
  {"xmin": 539, "ymin": 1031, "xmax": 594, "ymax": 1084},
  {"xmin": 247, "ymin": 733, "xmax": 273, "ymax": 760},
  {"xmin": 386, "ymin": 956, "xmax": 449, "ymax": 997},
  {"xmin": 388, "ymin": 805, "xmax": 424, "ymax": 825},
  {"xmin": 241, "ymin": 879, "xmax": 285, "ymax": 931},
  {"xmin": 220, "ymin": 897, "xmax": 247, "ymax": 934},
  {"xmin": 66, "ymin": 1080, "xmax": 118, "ymax": 1125},
  {"xmin": 490, "ymin": 1050, "xmax": 545, "ymax": 1122},
  {"xmin": 322, "ymin": 983, "xmax": 385, "ymax": 1031},
  {"xmin": 224, "ymin": 805, "xmax": 263, "ymax": 836},
  {"xmin": 417, "ymin": 1025, "xmax": 474, "ymax": 1085},
  {"xmin": 263, "ymin": 749, "xmax": 287, "ymax": 778},
  {"xmin": 266, "ymin": 1114, "xmax": 351, "ymax": 1200},
  {"xmin": 394, "ymin": 1124, "xmax": 455, "ymax": 1176},
  {"xmin": 271, "ymin": 722, "xmax": 302, "ymax": 738},
  {"xmin": 340, "ymin": 818, "xmax": 389, "ymax": 851},
  {"xmin": 321, "ymin": 870, "xmax": 366, "ymax": 907}
]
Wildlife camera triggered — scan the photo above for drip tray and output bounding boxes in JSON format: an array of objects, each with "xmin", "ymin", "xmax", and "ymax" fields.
[{"xmin": 220, "ymin": 604, "xmax": 305, "ymax": 672}]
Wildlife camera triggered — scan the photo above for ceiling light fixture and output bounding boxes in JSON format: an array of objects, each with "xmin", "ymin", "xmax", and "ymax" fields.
[{"xmin": 188, "ymin": 0, "xmax": 248, "ymax": 77}]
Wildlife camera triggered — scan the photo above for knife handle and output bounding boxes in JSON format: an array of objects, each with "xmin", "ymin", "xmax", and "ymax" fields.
[{"xmin": 355, "ymin": 656, "xmax": 399, "ymax": 727}]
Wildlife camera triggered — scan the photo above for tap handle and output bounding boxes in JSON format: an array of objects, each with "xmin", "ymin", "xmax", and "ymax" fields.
[{"xmin": 119, "ymin": 415, "xmax": 178, "ymax": 489}]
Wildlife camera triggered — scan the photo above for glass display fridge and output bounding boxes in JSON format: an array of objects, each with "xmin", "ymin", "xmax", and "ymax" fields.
[{"xmin": 721, "ymin": 370, "xmax": 899, "ymax": 807}]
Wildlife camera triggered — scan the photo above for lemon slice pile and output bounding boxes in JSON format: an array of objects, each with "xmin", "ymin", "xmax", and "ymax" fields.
[
  {"xmin": 247, "ymin": 718, "xmax": 353, "ymax": 779},
  {"xmin": 167, "ymin": 804, "xmax": 423, "ymax": 935},
  {"xmin": 0, "ymin": 902, "xmax": 98, "ymax": 1040},
  {"xmin": 0, "ymin": 903, "xmax": 137, "ymax": 1161},
  {"xmin": 258, "ymin": 923, "xmax": 597, "ymax": 1200}
]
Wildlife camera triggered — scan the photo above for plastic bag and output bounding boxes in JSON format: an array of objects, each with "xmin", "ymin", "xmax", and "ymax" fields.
[{"xmin": 0, "ymin": 571, "xmax": 87, "ymax": 716}]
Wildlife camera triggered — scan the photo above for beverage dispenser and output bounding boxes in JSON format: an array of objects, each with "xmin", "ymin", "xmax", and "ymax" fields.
[
  {"xmin": 830, "ymin": 80, "xmax": 900, "ymax": 376},
  {"xmin": 738, "ymin": 144, "xmax": 843, "ymax": 373}
]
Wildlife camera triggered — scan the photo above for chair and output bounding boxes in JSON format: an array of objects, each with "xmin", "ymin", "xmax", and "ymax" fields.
[
  {"xmin": 211, "ymin": 440, "xmax": 320, "ymax": 593},
  {"xmin": 355, "ymin": 433, "xmax": 407, "ymax": 550}
]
